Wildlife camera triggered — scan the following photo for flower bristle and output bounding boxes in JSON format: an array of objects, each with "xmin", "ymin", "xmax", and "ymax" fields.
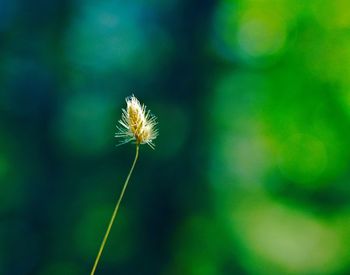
[{"xmin": 115, "ymin": 95, "xmax": 158, "ymax": 148}]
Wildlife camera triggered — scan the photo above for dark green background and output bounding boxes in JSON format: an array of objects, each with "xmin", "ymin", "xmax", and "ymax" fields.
[{"xmin": 1, "ymin": 0, "xmax": 350, "ymax": 274}]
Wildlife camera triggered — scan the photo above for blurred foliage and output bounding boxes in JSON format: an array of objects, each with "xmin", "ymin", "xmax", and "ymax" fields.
[{"xmin": 1, "ymin": 0, "xmax": 350, "ymax": 274}]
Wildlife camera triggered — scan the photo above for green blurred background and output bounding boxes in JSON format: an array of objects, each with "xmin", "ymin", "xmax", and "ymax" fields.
[{"xmin": 1, "ymin": 0, "xmax": 350, "ymax": 274}]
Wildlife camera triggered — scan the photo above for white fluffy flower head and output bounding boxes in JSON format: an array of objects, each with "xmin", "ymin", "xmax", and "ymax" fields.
[{"xmin": 115, "ymin": 95, "xmax": 158, "ymax": 148}]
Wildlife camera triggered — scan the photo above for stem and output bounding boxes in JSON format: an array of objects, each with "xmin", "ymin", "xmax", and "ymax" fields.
[{"xmin": 90, "ymin": 144, "xmax": 140, "ymax": 275}]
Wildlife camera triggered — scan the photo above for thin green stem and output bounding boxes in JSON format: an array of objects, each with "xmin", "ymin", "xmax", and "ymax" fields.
[{"xmin": 90, "ymin": 144, "xmax": 140, "ymax": 275}]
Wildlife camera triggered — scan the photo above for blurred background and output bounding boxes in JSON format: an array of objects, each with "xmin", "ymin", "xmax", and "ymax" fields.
[{"xmin": 1, "ymin": 0, "xmax": 350, "ymax": 274}]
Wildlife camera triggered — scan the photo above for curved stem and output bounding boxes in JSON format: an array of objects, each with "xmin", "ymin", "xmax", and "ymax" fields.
[{"xmin": 90, "ymin": 144, "xmax": 140, "ymax": 275}]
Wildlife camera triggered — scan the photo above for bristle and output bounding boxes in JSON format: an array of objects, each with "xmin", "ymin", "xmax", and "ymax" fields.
[{"xmin": 115, "ymin": 95, "xmax": 158, "ymax": 148}]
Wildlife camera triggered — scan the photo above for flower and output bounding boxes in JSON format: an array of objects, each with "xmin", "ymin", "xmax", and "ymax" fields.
[{"xmin": 115, "ymin": 95, "xmax": 158, "ymax": 148}]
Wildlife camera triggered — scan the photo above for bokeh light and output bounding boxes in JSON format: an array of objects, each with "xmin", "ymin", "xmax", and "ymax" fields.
[
  {"xmin": 64, "ymin": 0, "xmax": 172, "ymax": 76},
  {"xmin": 52, "ymin": 92, "xmax": 117, "ymax": 156},
  {"xmin": 231, "ymin": 193, "xmax": 350, "ymax": 274}
]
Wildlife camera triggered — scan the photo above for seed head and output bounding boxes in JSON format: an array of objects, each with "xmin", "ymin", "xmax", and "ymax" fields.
[{"xmin": 115, "ymin": 95, "xmax": 158, "ymax": 148}]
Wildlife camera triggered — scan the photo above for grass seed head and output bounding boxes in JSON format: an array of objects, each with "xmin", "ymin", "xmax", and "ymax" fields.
[{"xmin": 115, "ymin": 95, "xmax": 158, "ymax": 148}]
